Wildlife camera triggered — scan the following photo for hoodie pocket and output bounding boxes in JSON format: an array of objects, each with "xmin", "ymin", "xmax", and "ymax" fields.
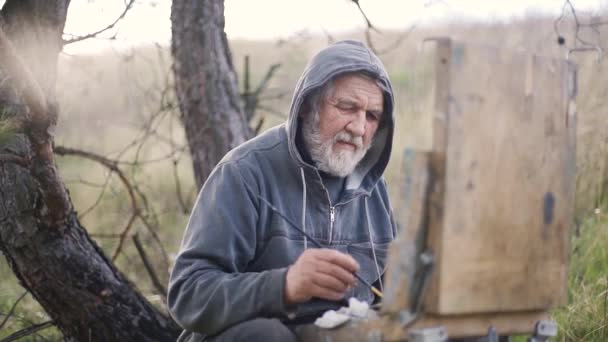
[{"xmin": 346, "ymin": 242, "xmax": 390, "ymax": 301}]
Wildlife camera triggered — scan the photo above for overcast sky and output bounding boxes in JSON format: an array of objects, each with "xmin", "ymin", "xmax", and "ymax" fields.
[{"xmin": 8, "ymin": 0, "xmax": 604, "ymax": 53}]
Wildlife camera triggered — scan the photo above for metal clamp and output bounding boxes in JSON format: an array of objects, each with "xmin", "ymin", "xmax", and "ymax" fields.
[
  {"xmin": 529, "ymin": 320, "xmax": 558, "ymax": 342},
  {"xmin": 567, "ymin": 46, "xmax": 603, "ymax": 62},
  {"xmin": 408, "ymin": 326, "xmax": 448, "ymax": 342}
]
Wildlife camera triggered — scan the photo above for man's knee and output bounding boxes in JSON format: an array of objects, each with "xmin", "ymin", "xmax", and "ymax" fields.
[{"xmin": 209, "ymin": 318, "xmax": 296, "ymax": 342}]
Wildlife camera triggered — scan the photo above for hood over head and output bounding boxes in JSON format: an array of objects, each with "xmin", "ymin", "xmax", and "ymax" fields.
[{"xmin": 286, "ymin": 40, "xmax": 395, "ymax": 193}]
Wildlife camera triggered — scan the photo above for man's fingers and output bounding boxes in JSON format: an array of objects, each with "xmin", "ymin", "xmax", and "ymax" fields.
[
  {"xmin": 315, "ymin": 260, "xmax": 357, "ymax": 287},
  {"xmin": 315, "ymin": 249, "xmax": 360, "ymax": 273},
  {"xmin": 311, "ymin": 272, "xmax": 351, "ymax": 293},
  {"xmin": 310, "ymin": 283, "xmax": 346, "ymax": 302}
]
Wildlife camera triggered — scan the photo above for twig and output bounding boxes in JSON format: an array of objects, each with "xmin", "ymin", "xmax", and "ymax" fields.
[
  {"xmin": 172, "ymin": 159, "xmax": 190, "ymax": 214},
  {"xmin": 256, "ymin": 104, "xmax": 287, "ymax": 119},
  {"xmin": 321, "ymin": 28, "xmax": 335, "ymax": 44},
  {"xmin": 63, "ymin": 0, "xmax": 136, "ymax": 45},
  {"xmin": 132, "ymin": 233, "xmax": 167, "ymax": 301},
  {"xmin": 350, "ymin": 0, "xmax": 380, "ymax": 33},
  {"xmin": 254, "ymin": 117, "xmax": 265, "ymax": 135},
  {"xmin": 365, "ymin": 24, "xmax": 416, "ymax": 55},
  {"xmin": 53, "ymin": 146, "xmax": 140, "ymax": 261},
  {"xmin": 132, "ymin": 191, "xmax": 171, "ymax": 273},
  {"xmin": 0, "ymin": 320, "xmax": 53, "ymax": 342},
  {"xmin": 259, "ymin": 90, "xmax": 290, "ymax": 101},
  {"xmin": 253, "ymin": 64, "xmax": 281, "ymax": 99},
  {"xmin": 347, "ymin": 0, "xmax": 414, "ymax": 55},
  {"xmin": 243, "ymin": 61, "xmax": 281, "ymax": 121},
  {"xmin": 77, "ymin": 171, "xmax": 113, "ymax": 220},
  {"xmin": 555, "ymin": 0, "xmax": 607, "ymax": 54},
  {"xmin": 0, "ymin": 292, "xmax": 27, "ymax": 331},
  {"xmin": 90, "ymin": 233, "xmax": 124, "ymax": 239}
]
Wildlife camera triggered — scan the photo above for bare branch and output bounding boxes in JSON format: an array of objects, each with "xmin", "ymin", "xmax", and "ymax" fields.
[
  {"xmin": 63, "ymin": 0, "xmax": 136, "ymax": 45},
  {"xmin": 254, "ymin": 117, "xmax": 265, "ymax": 136},
  {"xmin": 112, "ymin": 214, "xmax": 138, "ymax": 261},
  {"xmin": 253, "ymin": 64, "xmax": 281, "ymax": 99},
  {"xmin": 172, "ymin": 159, "xmax": 190, "ymax": 214},
  {"xmin": 555, "ymin": 0, "xmax": 606, "ymax": 58},
  {"xmin": 243, "ymin": 60, "xmax": 281, "ymax": 121},
  {"xmin": 347, "ymin": 0, "xmax": 414, "ymax": 55},
  {"xmin": 321, "ymin": 28, "xmax": 335, "ymax": 44},
  {"xmin": 77, "ymin": 172, "xmax": 113, "ymax": 219},
  {"xmin": 137, "ymin": 209, "xmax": 171, "ymax": 274},
  {"xmin": 365, "ymin": 24, "xmax": 416, "ymax": 55},
  {"xmin": 132, "ymin": 233, "xmax": 167, "ymax": 300},
  {"xmin": 350, "ymin": 0, "xmax": 380, "ymax": 33},
  {"xmin": 0, "ymin": 292, "xmax": 27, "ymax": 331},
  {"xmin": 90, "ymin": 233, "xmax": 124, "ymax": 239},
  {"xmin": 256, "ymin": 104, "xmax": 287, "ymax": 119},
  {"xmin": 55, "ymin": 143, "xmax": 172, "ymax": 272},
  {"xmin": 53, "ymin": 146, "xmax": 140, "ymax": 261},
  {"xmin": 0, "ymin": 320, "xmax": 54, "ymax": 342},
  {"xmin": 259, "ymin": 90, "xmax": 290, "ymax": 101}
]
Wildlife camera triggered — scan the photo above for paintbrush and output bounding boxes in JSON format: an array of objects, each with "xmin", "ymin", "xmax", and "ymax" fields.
[{"xmin": 255, "ymin": 194, "xmax": 384, "ymax": 299}]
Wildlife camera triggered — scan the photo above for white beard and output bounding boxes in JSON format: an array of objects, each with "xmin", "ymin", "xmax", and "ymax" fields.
[{"xmin": 301, "ymin": 114, "xmax": 371, "ymax": 177}]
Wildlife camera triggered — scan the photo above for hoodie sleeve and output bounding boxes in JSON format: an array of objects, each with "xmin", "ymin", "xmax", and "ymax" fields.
[{"xmin": 167, "ymin": 161, "xmax": 289, "ymax": 336}]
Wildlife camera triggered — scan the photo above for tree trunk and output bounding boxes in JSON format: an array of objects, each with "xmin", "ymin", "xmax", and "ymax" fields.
[
  {"xmin": 0, "ymin": 1, "xmax": 180, "ymax": 340},
  {"xmin": 171, "ymin": 0, "xmax": 252, "ymax": 189}
]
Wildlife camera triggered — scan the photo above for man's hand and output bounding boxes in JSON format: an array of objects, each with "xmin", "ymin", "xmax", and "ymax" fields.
[{"xmin": 284, "ymin": 249, "xmax": 360, "ymax": 305}]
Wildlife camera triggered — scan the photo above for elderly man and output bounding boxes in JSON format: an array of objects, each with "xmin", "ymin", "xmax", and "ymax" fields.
[{"xmin": 168, "ymin": 40, "xmax": 397, "ymax": 342}]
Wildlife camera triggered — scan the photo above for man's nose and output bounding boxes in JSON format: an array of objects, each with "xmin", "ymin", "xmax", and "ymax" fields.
[{"xmin": 345, "ymin": 111, "xmax": 366, "ymax": 137}]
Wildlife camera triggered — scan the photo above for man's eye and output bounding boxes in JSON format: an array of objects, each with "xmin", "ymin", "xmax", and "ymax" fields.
[
  {"xmin": 366, "ymin": 112, "xmax": 379, "ymax": 121},
  {"xmin": 337, "ymin": 105, "xmax": 356, "ymax": 112}
]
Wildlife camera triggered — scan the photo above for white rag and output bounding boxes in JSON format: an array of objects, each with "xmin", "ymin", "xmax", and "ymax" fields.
[{"xmin": 313, "ymin": 298, "xmax": 371, "ymax": 329}]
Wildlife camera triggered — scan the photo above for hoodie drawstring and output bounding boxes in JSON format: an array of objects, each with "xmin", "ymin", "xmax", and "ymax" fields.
[
  {"xmin": 301, "ymin": 167, "xmax": 382, "ymax": 295},
  {"xmin": 365, "ymin": 196, "xmax": 383, "ymax": 292},
  {"xmin": 300, "ymin": 168, "xmax": 308, "ymax": 250}
]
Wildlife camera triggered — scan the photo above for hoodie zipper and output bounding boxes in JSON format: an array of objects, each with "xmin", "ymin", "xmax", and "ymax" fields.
[
  {"xmin": 327, "ymin": 197, "xmax": 363, "ymax": 244},
  {"xmin": 329, "ymin": 206, "xmax": 335, "ymax": 244}
]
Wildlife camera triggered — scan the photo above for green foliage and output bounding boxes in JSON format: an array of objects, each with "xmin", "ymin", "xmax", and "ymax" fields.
[
  {"xmin": 0, "ymin": 117, "xmax": 18, "ymax": 147},
  {"xmin": 552, "ymin": 199, "xmax": 608, "ymax": 341},
  {"xmin": 0, "ymin": 263, "xmax": 61, "ymax": 341}
]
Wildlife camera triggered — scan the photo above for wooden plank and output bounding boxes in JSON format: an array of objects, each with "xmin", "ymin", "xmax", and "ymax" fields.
[
  {"xmin": 423, "ymin": 38, "xmax": 451, "ymax": 311},
  {"xmin": 425, "ymin": 42, "xmax": 576, "ymax": 314},
  {"xmin": 295, "ymin": 311, "xmax": 549, "ymax": 341},
  {"xmin": 382, "ymin": 150, "xmax": 431, "ymax": 314},
  {"xmin": 409, "ymin": 311, "xmax": 550, "ymax": 337}
]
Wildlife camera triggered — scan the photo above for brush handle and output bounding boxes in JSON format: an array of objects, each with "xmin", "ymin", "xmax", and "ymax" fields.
[{"xmin": 255, "ymin": 194, "xmax": 383, "ymax": 298}]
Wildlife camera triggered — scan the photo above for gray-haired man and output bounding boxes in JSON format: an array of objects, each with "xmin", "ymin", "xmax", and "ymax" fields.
[{"xmin": 168, "ymin": 40, "xmax": 397, "ymax": 341}]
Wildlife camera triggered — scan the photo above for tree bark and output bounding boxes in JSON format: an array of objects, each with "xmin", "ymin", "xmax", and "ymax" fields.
[
  {"xmin": 0, "ymin": 1, "xmax": 180, "ymax": 340},
  {"xmin": 171, "ymin": 0, "xmax": 252, "ymax": 189}
]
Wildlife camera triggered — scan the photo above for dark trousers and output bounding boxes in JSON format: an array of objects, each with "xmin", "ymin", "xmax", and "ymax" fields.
[{"xmin": 206, "ymin": 318, "xmax": 297, "ymax": 342}]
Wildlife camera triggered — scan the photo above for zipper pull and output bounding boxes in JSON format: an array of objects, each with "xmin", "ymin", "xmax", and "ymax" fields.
[{"xmin": 330, "ymin": 206, "xmax": 335, "ymax": 225}]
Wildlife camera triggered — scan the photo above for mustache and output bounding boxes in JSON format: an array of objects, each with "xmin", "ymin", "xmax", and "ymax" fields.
[{"xmin": 332, "ymin": 131, "xmax": 363, "ymax": 149}]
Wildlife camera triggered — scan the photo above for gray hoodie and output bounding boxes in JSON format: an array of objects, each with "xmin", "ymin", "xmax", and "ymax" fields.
[{"xmin": 168, "ymin": 40, "xmax": 397, "ymax": 341}]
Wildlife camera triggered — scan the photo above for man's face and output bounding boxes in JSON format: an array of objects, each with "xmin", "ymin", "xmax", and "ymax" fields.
[{"xmin": 302, "ymin": 73, "xmax": 384, "ymax": 177}]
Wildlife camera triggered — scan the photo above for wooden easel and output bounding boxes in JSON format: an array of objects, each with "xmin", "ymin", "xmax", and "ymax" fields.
[{"xmin": 297, "ymin": 38, "xmax": 577, "ymax": 341}]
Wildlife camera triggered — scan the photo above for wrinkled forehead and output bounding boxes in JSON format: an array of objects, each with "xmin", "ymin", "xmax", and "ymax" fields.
[
  {"xmin": 324, "ymin": 73, "xmax": 385, "ymax": 113},
  {"xmin": 332, "ymin": 76, "xmax": 383, "ymax": 103}
]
